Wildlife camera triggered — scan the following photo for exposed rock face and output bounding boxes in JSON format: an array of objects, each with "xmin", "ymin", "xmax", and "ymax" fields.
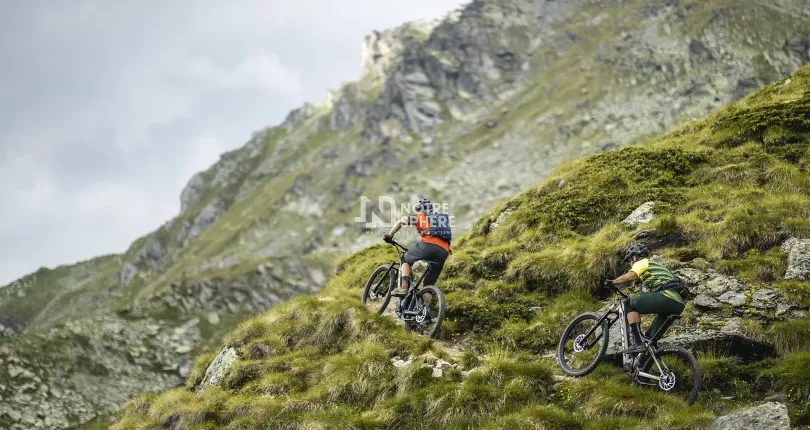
[
  {"xmin": 360, "ymin": 19, "xmax": 441, "ymax": 83},
  {"xmin": 713, "ymin": 402, "xmax": 791, "ymax": 430},
  {"xmin": 781, "ymin": 237, "xmax": 810, "ymax": 280},
  {"xmin": 328, "ymin": 85, "xmax": 366, "ymax": 131},
  {"xmin": 180, "ymin": 173, "xmax": 206, "ymax": 214},
  {"xmin": 181, "ymin": 199, "xmax": 226, "ymax": 246},
  {"xmin": 138, "ymin": 235, "xmax": 165, "ymax": 266},
  {"xmin": 0, "ymin": 315, "xmax": 18, "ymax": 335},
  {"xmin": 197, "ymin": 347, "xmax": 238, "ymax": 392},
  {"xmin": 0, "ymin": 317, "xmax": 196, "ymax": 430},
  {"xmin": 622, "ymin": 202, "xmax": 657, "ymax": 227},
  {"xmin": 117, "ymin": 262, "xmax": 138, "ymax": 285}
]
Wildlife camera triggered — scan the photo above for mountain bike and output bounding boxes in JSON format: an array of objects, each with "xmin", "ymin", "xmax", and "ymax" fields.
[
  {"xmin": 361, "ymin": 238, "xmax": 446, "ymax": 338},
  {"xmin": 557, "ymin": 283, "xmax": 700, "ymax": 405}
]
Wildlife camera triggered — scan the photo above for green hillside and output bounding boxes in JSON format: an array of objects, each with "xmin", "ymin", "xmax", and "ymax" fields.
[
  {"xmin": 110, "ymin": 66, "xmax": 810, "ymax": 429},
  {"xmin": 4, "ymin": 0, "xmax": 810, "ymax": 428}
]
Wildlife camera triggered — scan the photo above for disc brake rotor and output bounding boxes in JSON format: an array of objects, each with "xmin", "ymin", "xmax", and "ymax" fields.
[
  {"xmin": 659, "ymin": 371, "xmax": 677, "ymax": 391},
  {"xmin": 573, "ymin": 334, "xmax": 586, "ymax": 353},
  {"xmin": 415, "ymin": 305, "xmax": 428, "ymax": 323}
]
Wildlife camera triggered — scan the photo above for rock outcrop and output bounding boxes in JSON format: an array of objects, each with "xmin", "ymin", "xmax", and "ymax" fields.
[
  {"xmin": 197, "ymin": 347, "xmax": 238, "ymax": 392},
  {"xmin": 0, "ymin": 315, "xmax": 17, "ymax": 335},
  {"xmin": 782, "ymin": 237, "xmax": 810, "ymax": 281},
  {"xmin": 713, "ymin": 402, "xmax": 791, "ymax": 430},
  {"xmin": 621, "ymin": 202, "xmax": 656, "ymax": 227}
]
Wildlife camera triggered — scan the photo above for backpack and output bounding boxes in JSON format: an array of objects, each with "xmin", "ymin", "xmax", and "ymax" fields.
[
  {"xmin": 423, "ymin": 212, "xmax": 452, "ymax": 243},
  {"xmin": 665, "ymin": 278, "xmax": 695, "ymax": 301}
]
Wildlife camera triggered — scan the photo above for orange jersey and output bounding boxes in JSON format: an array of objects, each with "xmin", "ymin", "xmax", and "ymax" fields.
[{"xmin": 413, "ymin": 212, "xmax": 450, "ymax": 252}]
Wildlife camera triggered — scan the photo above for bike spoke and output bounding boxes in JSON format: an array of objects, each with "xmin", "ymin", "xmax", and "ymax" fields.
[
  {"xmin": 362, "ymin": 267, "xmax": 393, "ymax": 314},
  {"xmin": 560, "ymin": 317, "xmax": 605, "ymax": 374},
  {"xmin": 639, "ymin": 347, "xmax": 700, "ymax": 404}
]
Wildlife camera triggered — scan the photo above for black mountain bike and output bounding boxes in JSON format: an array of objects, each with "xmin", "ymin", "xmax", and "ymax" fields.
[
  {"xmin": 557, "ymin": 283, "xmax": 700, "ymax": 405},
  {"xmin": 360, "ymin": 238, "xmax": 446, "ymax": 338}
]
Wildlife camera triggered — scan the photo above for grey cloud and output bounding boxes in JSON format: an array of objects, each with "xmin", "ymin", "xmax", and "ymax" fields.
[{"xmin": 0, "ymin": 0, "xmax": 466, "ymax": 285}]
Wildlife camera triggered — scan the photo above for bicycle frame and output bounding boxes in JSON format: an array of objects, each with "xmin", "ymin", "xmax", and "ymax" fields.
[
  {"xmin": 577, "ymin": 284, "xmax": 668, "ymax": 384},
  {"xmin": 384, "ymin": 240, "xmax": 434, "ymax": 321}
]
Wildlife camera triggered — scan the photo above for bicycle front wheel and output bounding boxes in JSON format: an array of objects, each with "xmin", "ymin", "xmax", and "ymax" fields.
[
  {"xmin": 361, "ymin": 264, "xmax": 394, "ymax": 314},
  {"xmin": 639, "ymin": 345, "xmax": 700, "ymax": 405},
  {"xmin": 557, "ymin": 312, "xmax": 608, "ymax": 377},
  {"xmin": 404, "ymin": 286, "xmax": 445, "ymax": 339}
]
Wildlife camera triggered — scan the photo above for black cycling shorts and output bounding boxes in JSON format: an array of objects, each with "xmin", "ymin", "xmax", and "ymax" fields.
[{"xmin": 403, "ymin": 241, "xmax": 449, "ymax": 286}]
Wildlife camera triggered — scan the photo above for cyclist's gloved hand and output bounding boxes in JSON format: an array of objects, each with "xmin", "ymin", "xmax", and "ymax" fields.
[{"xmin": 383, "ymin": 234, "xmax": 393, "ymax": 244}]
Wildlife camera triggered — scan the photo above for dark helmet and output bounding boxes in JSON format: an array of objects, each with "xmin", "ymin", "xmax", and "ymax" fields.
[
  {"xmin": 623, "ymin": 243, "xmax": 650, "ymax": 262},
  {"xmin": 414, "ymin": 198, "xmax": 433, "ymax": 213}
]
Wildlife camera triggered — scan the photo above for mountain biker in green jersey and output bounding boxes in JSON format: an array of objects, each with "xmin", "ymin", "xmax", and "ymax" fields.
[{"xmin": 606, "ymin": 243, "xmax": 686, "ymax": 354}]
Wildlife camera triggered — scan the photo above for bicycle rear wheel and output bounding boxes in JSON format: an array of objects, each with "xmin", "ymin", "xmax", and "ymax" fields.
[
  {"xmin": 361, "ymin": 264, "xmax": 394, "ymax": 314},
  {"xmin": 639, "ymin": 345, "xmax": 700, "ymax": 405},
  {"xmin": 557, "ymin": 312, "xmax": 608, "ymax": 377},
  {"xmin": 404, "ymin": 286, "xmax": 445, "ymax": 339}
]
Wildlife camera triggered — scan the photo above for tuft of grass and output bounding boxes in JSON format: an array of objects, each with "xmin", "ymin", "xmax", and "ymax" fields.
[
  {"xmin": 716, "ymin": 247, "xmax": 786, "ymax": 284},
  {"xmin": 316, "ymin": 341, "xmax": 395, "ymax": 407},
  {"xmin": 494, "ymin": 290, "xmax": 598, "ymax": 353},
  {"xmin": 742, "ymin": 316, "xmax": 810, "ymax": 355},
  {"xmin": 772, "ymin": 280, "xmax": 810, "ymax": 307},
  {"xmin": 761, "ymin": 351, "xmax": 810, "ymax": 402},
  {"xmin": 768, "ymin": 317, "xmax": 810, "ymax": 355},
  {"xmin": 483, "ymin": 405, "xmax": 583, "ymax": 430}
]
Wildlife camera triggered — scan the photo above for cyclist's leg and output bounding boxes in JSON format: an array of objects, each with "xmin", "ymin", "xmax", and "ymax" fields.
[
  {"xmin": 632, "ymin": 292, "xmax": 685, "ymax": 337},
  {"xmin": 419, "ymin": 243, "xmax": 449, "ymax": 306},
  {"xmin": 399, "ymin": 243, "xmax": 428, "ymax": 295}
]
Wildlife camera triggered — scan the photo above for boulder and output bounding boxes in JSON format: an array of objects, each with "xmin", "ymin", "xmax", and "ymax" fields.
[
  {"xmin": 197, "ymin": 347, "xmax": 238, "ymax": 392},
  {"xmin": 750, "ymin": 288, "xmax": 779, "ymax": 310},
  {"xmin": 665, "ymin": 317, "xmax": 774, "ymax": 362},
  {"xmin": 392, "ymin": 359, "xmax": 409, "ymax": 369},
  {"xmin": 693, "ymin": 294, "xmax": 722, "ymax": 310},
  {"xmin": 717, "ymin": 291, "xmax": 746, "ymax": 307},
  {"xmin": 782, "ymin": 237, "xmax": 810, "ymax": 281},
  {"xmin": 713, "ymin": 402, "xmax": 790, "ymax": 430},
  {"xmin": 621, "ymin": 202, "xmax": 656, "ymax": 227}
]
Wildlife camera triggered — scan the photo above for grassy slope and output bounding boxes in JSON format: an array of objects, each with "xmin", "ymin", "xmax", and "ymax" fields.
[{"xmin": 111, "ymin": 66, "xmax": 810, "ymax": 430}]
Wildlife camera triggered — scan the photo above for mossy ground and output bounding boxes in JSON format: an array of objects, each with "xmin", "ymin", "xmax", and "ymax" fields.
[{"xmin": 113, "ymin": 66, "xmax": 810, "ymax": 429}]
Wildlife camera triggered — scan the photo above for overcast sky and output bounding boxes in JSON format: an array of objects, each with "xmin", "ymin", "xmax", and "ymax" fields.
[{"xmin": 0, "ymin": 0, "xmax": 466, "ymax": 285}]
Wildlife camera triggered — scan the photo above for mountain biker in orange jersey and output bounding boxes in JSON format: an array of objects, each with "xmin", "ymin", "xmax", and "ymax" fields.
[
  {"xmin": 384, "ymin": 198, "xmax": 451, "ymax": 296},
  {"xmin": 607, "ymin": 243, "xmax": 686, "ymax": 354}
]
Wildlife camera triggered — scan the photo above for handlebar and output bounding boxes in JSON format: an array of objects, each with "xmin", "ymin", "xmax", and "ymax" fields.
[
  {"xmin": 608, "ymin": 282, "xmax": 630, "ymax": 299},
  {"xmin": 384, "ymin": 237, "xmax": 408, "ymax": 252}
]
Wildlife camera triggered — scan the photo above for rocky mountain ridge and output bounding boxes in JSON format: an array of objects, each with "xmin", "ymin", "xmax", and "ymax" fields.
[{"xmin": 3, "ymin": 0, "xmax": 810, "ymax": 428}]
